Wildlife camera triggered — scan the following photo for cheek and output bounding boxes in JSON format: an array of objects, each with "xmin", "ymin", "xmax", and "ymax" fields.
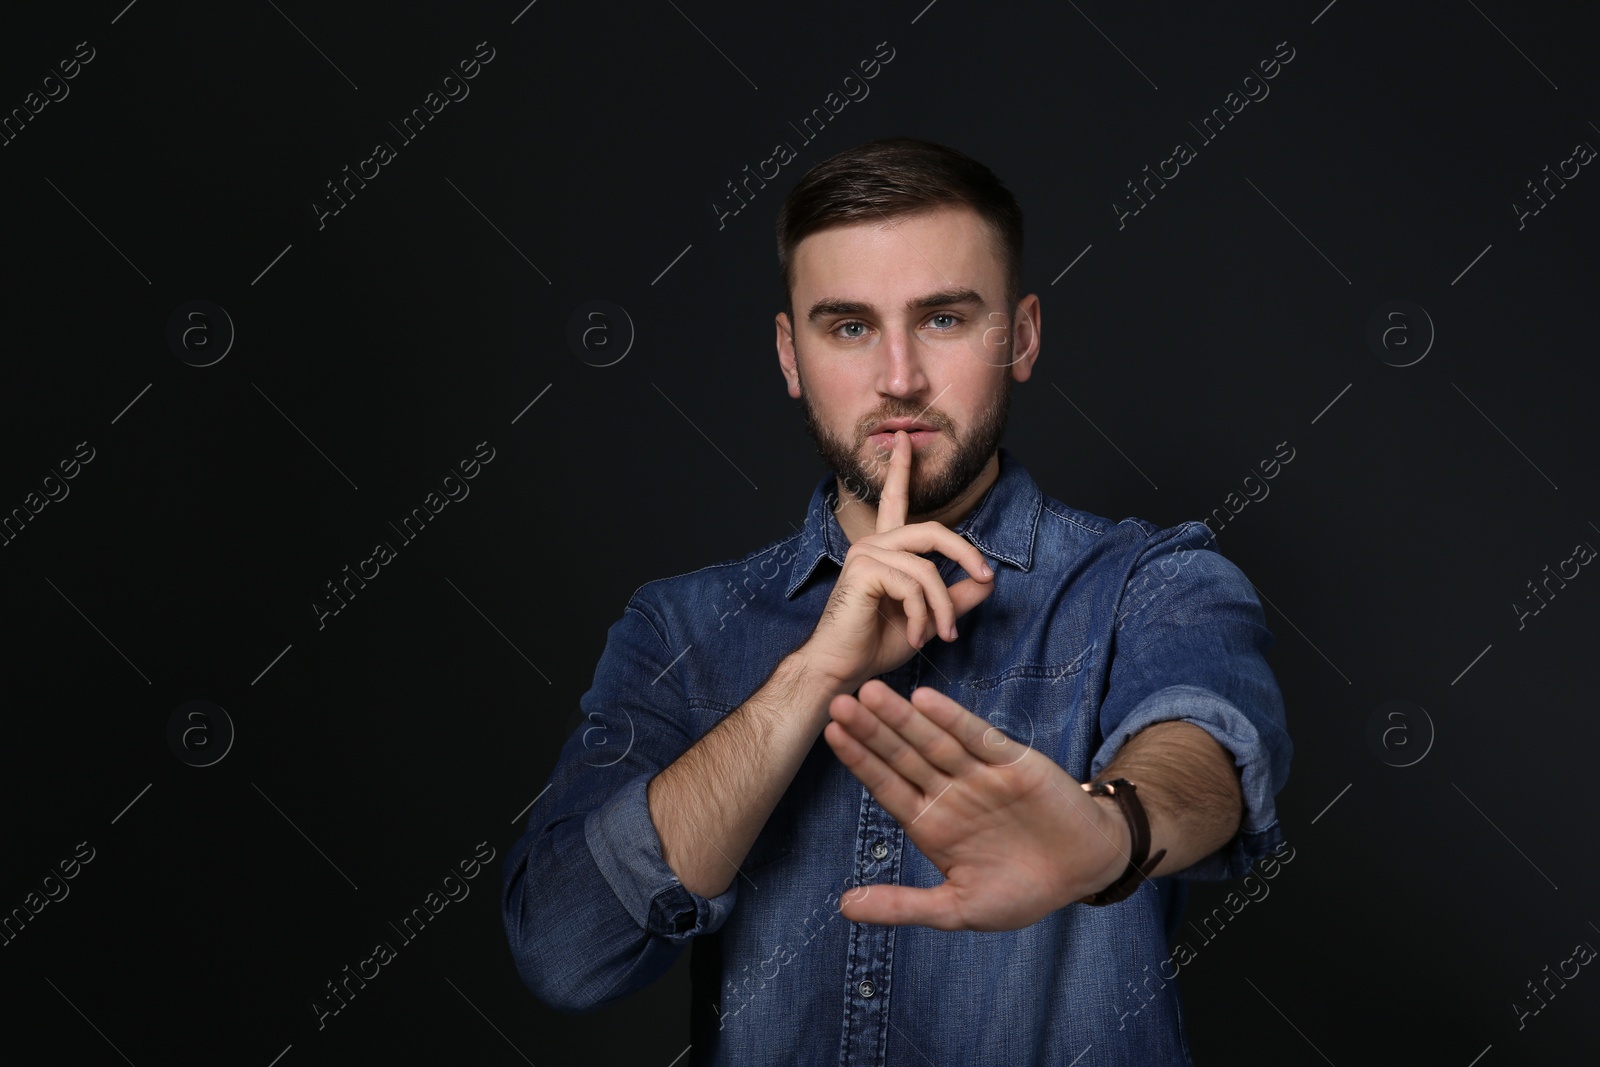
[
  {"xmin": 978, "ymin": 318, "xmax": 1010, "ymax": 352},
  {"xmin": 943, "ymin": 371, "xmax": 1006, "ymax": 425},
  {"xmin": 948, "ymin": 328, "xmax": 1002, "ymax": 371},
  {"xmin": 827, "ymin": 395, "xmax": 875, "ymax": 437}
]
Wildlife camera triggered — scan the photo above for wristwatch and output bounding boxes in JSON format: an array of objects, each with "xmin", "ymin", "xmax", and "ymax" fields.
[{"xmin": 1078, "ymin": 778, "xmax": 1167, "ymax": 906}]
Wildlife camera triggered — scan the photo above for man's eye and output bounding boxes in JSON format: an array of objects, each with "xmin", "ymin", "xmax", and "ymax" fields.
[
  {"xmin": 928, "ymin": 313, "xmax": 959, "ymax": 329},
  {"xmin": 834, "ymin": 321, "xmax": 868, "ymax": 339}
]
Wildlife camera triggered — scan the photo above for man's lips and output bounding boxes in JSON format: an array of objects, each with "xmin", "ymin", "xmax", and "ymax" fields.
[
  {"xmin": 867, "ymin": 428, "xmax": 939, "ymax": 450},
  {"xmin": 868, "ymin": 418, "xmax": 937, "ymax": 435}
]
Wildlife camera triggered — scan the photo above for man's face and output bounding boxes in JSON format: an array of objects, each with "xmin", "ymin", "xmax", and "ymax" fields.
[{"xmin": 777, "ymin": 203, "xmax": 1038, "ymax": 517}]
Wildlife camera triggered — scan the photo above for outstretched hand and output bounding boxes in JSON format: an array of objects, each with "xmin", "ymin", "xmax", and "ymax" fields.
[{"xmin": 824, "ymin": 681, "xmax": 1132, "ymax": 931}]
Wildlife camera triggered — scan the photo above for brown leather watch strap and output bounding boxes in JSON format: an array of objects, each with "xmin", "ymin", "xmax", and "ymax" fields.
[{"xmin": 1079, "ymin": 778, "xmax": 1167, "ymax": 906}]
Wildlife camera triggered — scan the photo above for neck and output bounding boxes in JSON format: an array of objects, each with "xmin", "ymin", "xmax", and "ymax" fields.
[{"xmin": 835, "ymin": 451, "xmax": 1001, "ymax": 544}]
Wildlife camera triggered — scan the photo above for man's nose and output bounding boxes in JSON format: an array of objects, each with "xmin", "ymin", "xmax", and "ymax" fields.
[{"xmin": 875, "ymin": 324, "xmax": 930, "ymax": 397}]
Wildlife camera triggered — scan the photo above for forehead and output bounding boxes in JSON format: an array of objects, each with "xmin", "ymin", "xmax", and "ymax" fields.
[{"xmin": 790, "ymin": 203, "xmax": 1002, "ymax": 303}]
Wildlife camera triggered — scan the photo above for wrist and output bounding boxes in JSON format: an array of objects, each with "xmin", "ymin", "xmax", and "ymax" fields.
[
  {"xmin": 786, "ymin": 645, "xmax": 859, "ymax": 699},
  {"xmin": 1086, "ymin": 793, "xmax": 1132, "ymax": 896},
  {"xmin": 1078, "ymin": 778, "xmax": 1168, "ymax": 906},
  {"xmin": 778, "ymin": 648, "xmax": 855, "ymax": 728}
]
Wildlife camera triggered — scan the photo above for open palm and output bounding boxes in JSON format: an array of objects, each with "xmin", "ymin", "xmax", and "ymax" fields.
[{"xmin": 823, "ymin": 680, "xmax": 1131, "ymax": 931}]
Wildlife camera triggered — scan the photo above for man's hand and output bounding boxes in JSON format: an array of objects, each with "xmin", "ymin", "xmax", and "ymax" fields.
[
  {"xmin": 824, "ymin": 680, "xmax": 1133, "ymax": 931},
  {"xmin": 801, "ymin": 430, "xmax": 995, "ymax": 694}
]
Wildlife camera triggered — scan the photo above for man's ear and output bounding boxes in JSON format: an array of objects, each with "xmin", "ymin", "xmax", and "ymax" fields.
[
  {"xmin": 776, "ymin": 311, "xmax": 802, "ymax": 398},
  {"xmin": 1009, "ymin": 294, "xmax": 1042, "ymax": 383}
]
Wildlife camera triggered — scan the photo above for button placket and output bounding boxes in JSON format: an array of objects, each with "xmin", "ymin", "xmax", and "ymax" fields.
[{"xmin": 837, "ymin": 659, "xmax": 918, "ymax": 1064}]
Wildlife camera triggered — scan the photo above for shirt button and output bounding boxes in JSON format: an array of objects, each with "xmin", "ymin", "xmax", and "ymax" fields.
[
  {"xmin": 858, "ymin": 979, "xmax": 876, "ymax": 998},
  {"xmin": 871, "ymin": 842, "xmax": 889, "ymax": 860}
]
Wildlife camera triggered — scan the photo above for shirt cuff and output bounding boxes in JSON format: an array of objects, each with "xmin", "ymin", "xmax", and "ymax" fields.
[
  {"xmin": 1090, "ymin": 683, "xmax": 1284, "ymax": 882},
  {"xmin": 584, "ymin": 773, "xmax": 739, "ymax": 942}
]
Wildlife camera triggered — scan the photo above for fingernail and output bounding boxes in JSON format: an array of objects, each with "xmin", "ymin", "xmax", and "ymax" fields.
[{"xmin": 979, "ymin": 562, "xmax": 993, "ymax": 578}]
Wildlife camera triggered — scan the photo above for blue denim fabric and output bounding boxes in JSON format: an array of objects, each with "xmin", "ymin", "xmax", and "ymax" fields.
[{"xmin": 502, "ymin": 447, "xmax": 1292, "ymax": 1066}]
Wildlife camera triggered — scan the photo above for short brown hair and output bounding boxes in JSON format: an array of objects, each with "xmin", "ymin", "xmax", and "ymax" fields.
[{"xmin": 776, "ymin": 137, "xmax": 1024, "ymax": 319}]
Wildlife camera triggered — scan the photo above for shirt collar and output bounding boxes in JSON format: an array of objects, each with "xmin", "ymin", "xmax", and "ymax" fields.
[{"xmin": 784, "ymin": 446, "xmax": 1044, "ymax": 599}]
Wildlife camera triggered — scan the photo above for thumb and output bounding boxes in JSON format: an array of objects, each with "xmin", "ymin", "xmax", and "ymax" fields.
[
  {"xmin": 947, "ymin": 574, "xmax": 997, "ymax": 618},
  {"xmin": 838, "ymin": 882, "xmax": 960, "ymax": 930}
]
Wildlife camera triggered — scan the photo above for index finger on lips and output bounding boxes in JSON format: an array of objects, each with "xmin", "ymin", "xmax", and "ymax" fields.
[{"xmin": 874, "ymin": 430, "xmax": 911, "ymax": 535}]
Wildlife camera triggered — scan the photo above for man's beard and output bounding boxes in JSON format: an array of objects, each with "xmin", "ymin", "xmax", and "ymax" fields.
[{"xmin": 797, "ymin": 354, "xmax": 1012, "ymax": 519}]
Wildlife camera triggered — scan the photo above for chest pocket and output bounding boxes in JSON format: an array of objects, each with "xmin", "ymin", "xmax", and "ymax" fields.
[{"xmin": 953, "ymin": 640, "xmax": 1097, "ymax": 765}]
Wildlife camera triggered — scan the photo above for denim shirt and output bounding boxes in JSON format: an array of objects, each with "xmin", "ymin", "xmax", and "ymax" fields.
[{"xmin": 502, "ymin": 447, "xmax": 1292, "ymax": 1066}]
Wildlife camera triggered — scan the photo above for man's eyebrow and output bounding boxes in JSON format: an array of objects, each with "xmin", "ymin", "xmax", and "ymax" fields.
[
  {"xmin": 906, "ymin": 287, "xmax": 985, "ymax": 312},
  {"xmin": 804, "ymin": 299, "xmax": 866, "ymax": 324},
  {"xmin": 805, "ymin": 287, "xmax": 985, "ymax": 325}
]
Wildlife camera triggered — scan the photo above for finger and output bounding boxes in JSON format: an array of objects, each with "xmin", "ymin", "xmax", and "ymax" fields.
[
  {"xmin": 858, "ymin": 679, "xmax": 980, "ymax": 780},
  {"xmin": 874, "ymin": 430, "xmax": 912, "ymax": 534},
  {"xmin": 823, "ymin": 714, "xmax": 926, "ymax": 817},
  {"xmin": 868, "ymin": 558, "xmax": 937, "ymax": 648},
  {"xmin": 838, "ymin": 881, "xmax": 962, "ymax": 930},
  {"xmin": 870, "ymin": 522, "xmax": 995, "ymax": 594},
  {"xmin": 910, "ymin": 685, "xmax": 1038, "ymax": 768},
  {"xmin": 844, "ymin": 548, "xmax": 936, "ymax": 647},
  {"xmin": 829, "ymin": 682, "xmax": 950, "ymax": 795},
  {"xmin": 853, "ymin": 545, "xmax": 955, "ymax": 642}
]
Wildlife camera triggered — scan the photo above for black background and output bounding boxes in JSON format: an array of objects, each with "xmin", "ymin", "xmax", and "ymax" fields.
[{"xmin": 2, "ymin": 1, "xmax": 1596, "ymax": 1064}]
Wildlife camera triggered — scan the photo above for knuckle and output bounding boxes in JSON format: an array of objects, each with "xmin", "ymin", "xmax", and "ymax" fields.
[{"xmin": 845, "ymin": 544, "xmax": 877, "ymax": 570}]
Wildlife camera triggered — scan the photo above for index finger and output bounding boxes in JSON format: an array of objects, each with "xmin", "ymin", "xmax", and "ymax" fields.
[{"xmin": 875, "ymin": 430, "xmax": 912, "ymax": 534}]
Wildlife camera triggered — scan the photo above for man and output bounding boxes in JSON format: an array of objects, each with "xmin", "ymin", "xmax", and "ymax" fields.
[{"xmin": 502, "ymin": 137, "xmax": 1292, "ymax": 1066}]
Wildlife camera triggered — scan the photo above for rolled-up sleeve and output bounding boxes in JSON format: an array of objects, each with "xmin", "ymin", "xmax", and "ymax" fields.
[
  {"xmin": 501, "ymin": 593, "xmax": 738, "ymax": 1013},
  {"xmin": 1090, "ymin": 521, "xmax": 1293, "ymax": 882}
]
